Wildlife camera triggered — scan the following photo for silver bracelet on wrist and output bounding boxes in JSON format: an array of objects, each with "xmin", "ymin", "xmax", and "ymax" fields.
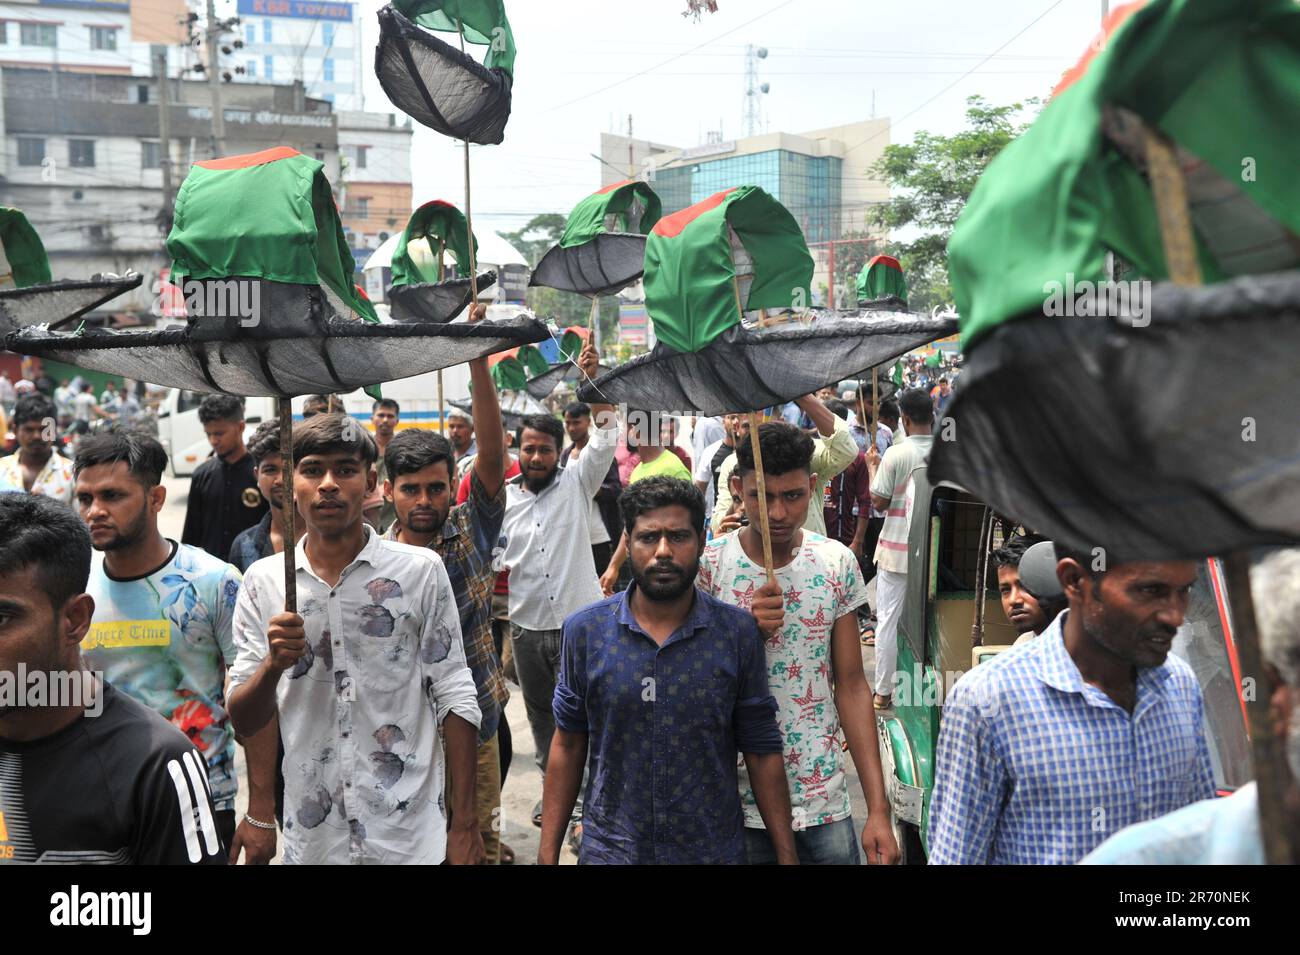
[{"xmin": 243, "ymin": 813, "xmax": 277, "ymax": 831}]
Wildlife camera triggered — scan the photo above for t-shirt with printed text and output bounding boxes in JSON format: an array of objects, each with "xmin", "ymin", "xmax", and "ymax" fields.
[{"xmin": 83, "ymin": 540, "xmax": 241, "ymax": 812}]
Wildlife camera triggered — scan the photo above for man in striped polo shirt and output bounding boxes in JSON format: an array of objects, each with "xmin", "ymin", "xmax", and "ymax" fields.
[{"xmin": 868, "ymin": 389, "xmax": 935, "ymax": 710}]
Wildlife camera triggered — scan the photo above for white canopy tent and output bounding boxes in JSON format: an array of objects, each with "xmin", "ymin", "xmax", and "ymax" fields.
[{"xmin": 362, "ymin": 229, "xmax": 528, "ymax": 305}]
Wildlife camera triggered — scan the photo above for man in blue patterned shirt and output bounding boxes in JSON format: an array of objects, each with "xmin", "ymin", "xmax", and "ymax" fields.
[
  {"xmin": 541, "ymin": 477, "xmax": 797, "ymax": 864},
  {"xmin": 928, "ymin": 552, "xmax": 1215, "ymax": 864}
]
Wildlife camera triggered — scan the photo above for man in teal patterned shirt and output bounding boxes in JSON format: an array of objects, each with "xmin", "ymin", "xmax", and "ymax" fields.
[{"xmin": 74, "ymin": 431, "xmax": 280, "ymax": 864}]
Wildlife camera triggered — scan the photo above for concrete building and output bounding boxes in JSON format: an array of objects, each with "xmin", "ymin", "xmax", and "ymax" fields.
[
  {"xmin": 335, "ymin": 107, "xmax": 412, "ymax": 282},
  {"xmin": 234, "ymin": 0, "xmax": 363, "ymax": 109},
  {"xmin": 0, "ymin": 0, "xmax": 191, "ymax": 77},
  {"xmin": 0, "ymin": 64, "xmax": 341, "ymax": 319},
  {"xmin": 601, "ymin": 119, "xmax": 892, "ymax": 305}
]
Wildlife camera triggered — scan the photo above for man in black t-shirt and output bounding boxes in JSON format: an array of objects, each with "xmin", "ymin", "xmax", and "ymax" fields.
[
  {"xmin": 0, "ymin": 494, "xmax": 224, "ymax": 865},
  {"xmin": 182, "ymin": 394, "xmax": 267, "ymax": 560}
]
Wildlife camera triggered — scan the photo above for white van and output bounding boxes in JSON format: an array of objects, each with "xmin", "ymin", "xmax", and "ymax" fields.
[
  {"xmin": 154, "ymin": 304, "xmax": 537, "ymax": 476},
  {"xmin": 155, "ymin": 368, "xmax": 472, "ymax": 478}
]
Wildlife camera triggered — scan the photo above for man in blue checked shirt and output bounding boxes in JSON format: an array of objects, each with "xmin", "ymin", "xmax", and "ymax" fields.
[
  {"xmin": 539, "ymin": 477, "xmax": 797, "ymax": 865},
  {"xmin": 928, "ymin": 550, "xmax": 1215, "ymax": 865}
]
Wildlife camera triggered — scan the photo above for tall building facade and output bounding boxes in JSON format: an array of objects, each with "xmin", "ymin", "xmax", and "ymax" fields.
[
  {"xmin": 0, "ymin": 0, "xmax": 190, "ymax": 76},
  {"xmin": 600, "ymin": 119, "xmax": 891, "ymax": 306},
  {"xmin": 601, "ymin": 119, "xmax": 891, "ymax": 244},
  {"xmin": 234, "ymin": 0, "xmax": 362, "ymax": 109},
  {"xmin": 336, "ymin": 107, "xmax": 413, "ymax": 281},
  {"xmin": 0, "ymin": 65, "xmax": 341, "ymax": 319}
]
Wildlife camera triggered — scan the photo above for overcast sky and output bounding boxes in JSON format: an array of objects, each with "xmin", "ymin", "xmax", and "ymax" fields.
[{"xmin": 354, "ymin": 0, "xmax": 1109, "ymax": 238}]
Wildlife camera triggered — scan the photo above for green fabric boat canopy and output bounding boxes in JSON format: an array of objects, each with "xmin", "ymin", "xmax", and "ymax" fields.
[
  {"xmin": 0, "ymin": 205, "xmax": 142, "ymax": 336},
  {"xmin": 930, "ymin": 0, "xmax": 1300, "ymax": 563},
  {"xmin": 948, "ymin": 0, "xmax": 1300, "ymax": 352},
  {"xmin": 643, "ymin": 185, "xmax": 814, "ymax": 354},
  {"xmin": 390, "ymin": 200, "xmax": 478, "ymax": 286},
  {"xmin": 559, "ymin": 179, "xmax": 662, "ymax": 249},
  {"xmin": 490, "ymin": 343, "xmax": 549, "ymax": 391},
  {"xmin": 166, "ymin": 146, "xmax": 377, "ymax": 323},
  {"xmin": 856, "ymin": 254, "xmax": 908, "ymax": 306},
  {"xmin": 0, "ymin": 207, "xmax": 52, "ymax": 288},
  {"xmin": 389, "ymin": 0, "xmax": 516, "ymax": 76}
]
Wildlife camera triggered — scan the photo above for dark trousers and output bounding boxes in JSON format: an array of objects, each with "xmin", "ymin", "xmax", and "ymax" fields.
[
  {"xmin": 491, "ymin": 615, "xmax": 513, "ymax": 784},
  {"xmin": 745, "ymin": 816, "xmax": 861, "ymax": 865},
  {"xmin": 509, "ymin": 623, "xmax": 584, "ymax": 817},
  {"xmin": 215, "ymin": 808, "xmax": 236, "ymax": 858},
  {"xmin": 861, "ymin": 517, "xmax": 885, "ymax": 584},
  {"xmin": 509, "ymin": 624, "xmax": 564, "ymax": 773}
]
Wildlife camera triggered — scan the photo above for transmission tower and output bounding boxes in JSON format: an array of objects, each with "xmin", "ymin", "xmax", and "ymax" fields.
[{"xmin": 743, "ymin": 45, "xmax": 768, "ymax": 138}]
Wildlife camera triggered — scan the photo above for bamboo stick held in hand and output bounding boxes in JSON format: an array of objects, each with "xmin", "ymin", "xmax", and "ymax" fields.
[
  {"xmin": 437, "ymin": 238, "xmax": 446, "ymax": 436},
  {"xmin": 871, "ymin": 368, "xmax": 880, "ymax": 449},
  {"xmin": 730, "ymin": 276, "xmax": 776, "ymax": 584},
  {"xmin": 747, "ymin": 411, "xmax": 776, "ymax": 586},
  {"xmin": 278, "ymin": 397, "xmax": 297, "ymax": 613},
  {"xmin": 1146, "ymin": 121, "xmax": 1295, "ymax": 865}
]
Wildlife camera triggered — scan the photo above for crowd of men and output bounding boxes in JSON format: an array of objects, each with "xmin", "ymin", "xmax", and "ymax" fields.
[{"xmin": 0, "ymin": 336, "xmax": 1295, "ymax": 866}]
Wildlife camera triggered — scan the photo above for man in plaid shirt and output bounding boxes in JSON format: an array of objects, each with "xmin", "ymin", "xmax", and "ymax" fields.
[
  {"xmin": 381, "ymin": 305, "xmax": 512, "ymax": 864},
  {"xmin": 928, "ymin": 552, "xmax": 1215, "ymax": 864}
]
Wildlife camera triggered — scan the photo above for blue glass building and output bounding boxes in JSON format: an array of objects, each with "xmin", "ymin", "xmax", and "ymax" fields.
[{"xmin": 654, "ymin": 148, "xmax": 844, "ymax": 243}]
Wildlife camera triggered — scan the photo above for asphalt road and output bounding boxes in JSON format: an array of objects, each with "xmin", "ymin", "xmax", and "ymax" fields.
[{"xmin": 160, "ymin": 473, "xmax": 884, "ymax": 866}]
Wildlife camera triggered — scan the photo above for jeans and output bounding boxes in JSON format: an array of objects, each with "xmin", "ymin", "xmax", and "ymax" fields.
[
  {"xmin": 509, "ymin": 623, "xmax": 584, "ymax": 820},
  {"xmin": 744, "ymin": 816, "xmax": 861, "ymax": 865},
  {"xmin": 509, "ymin": 624, "xmax": 564, "ymax": 774}
]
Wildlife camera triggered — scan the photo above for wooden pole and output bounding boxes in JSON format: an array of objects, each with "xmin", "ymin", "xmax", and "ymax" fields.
[
  {"xmin": 1223, "ymin": 553, "xmax": 1296, "ymax": 864},
  {"xmin": 732, "ymin": 276, "xmax": 775, "ymax": 583},
  {"xmin": 588, "ymin": 294, "xmax": 599, "ymax": 336},
  {"xmin": 1145, "ymin": 123, "xmax": 1295, "ymax": 864},
  {"xmin": 855, "ymin": 379, "xmax": 869, "ymax": 442},
  {"xmin": 747, "ymin": 413, "xmax": 776, "ymax": 586},
  {"xmin": 458, "ymin": 23, "xmax": 480, "ymax": 310},
  {"xmin": 278, "ymin": 397, "xmax": 297, "ymax": 613},
  {"xmin": 970, "ymin": 505, "xmax": 992, "ymax": 648},
  {"xmin": 437, "ymin": 238, "xmax": 446, "ymax": 436},
  {"xmin": 871, "ymin": 367, "xmax": 880, "ymax": 449}
]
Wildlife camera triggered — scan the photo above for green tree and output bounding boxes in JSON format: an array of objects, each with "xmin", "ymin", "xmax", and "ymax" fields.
[
  {"xmin": 868, "ymin": 95, "xmax": 1037, "ymax": 313},
  {"xmin": 500, "ymin": 212, "xmax": 631, "ymax": 350},
  {"xmin": 499, "ymin": 213, "xmax": 566, "ymax": 267}
]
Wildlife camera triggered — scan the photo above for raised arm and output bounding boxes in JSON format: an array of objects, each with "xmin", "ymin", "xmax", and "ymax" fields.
[{"xmin": 467, "ymin": 303, "xmax": 506, "ymax": 498}]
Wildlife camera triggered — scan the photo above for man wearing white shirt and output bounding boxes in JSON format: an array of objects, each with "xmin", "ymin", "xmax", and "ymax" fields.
[
  {"xmin": 710, "ymin": 395, "xmax": 858, "ymax": 537},
  {"xmin": 693, "ymin": 413, "xmax": 747, "ymax": 522},
  {"xmin": 561, "ymin": 401, "xmax": 620, "ymax": 575},
  {"xmin": 690, "ymin": 414, "xmax": 725, "ymax": 475},
  {"xmin": 501, "ymin": 344, "xmax": 617, "ymax": 786},
  {"xmin": 227, "ymin": 412, "xmax": 483, "ymax": 865}
]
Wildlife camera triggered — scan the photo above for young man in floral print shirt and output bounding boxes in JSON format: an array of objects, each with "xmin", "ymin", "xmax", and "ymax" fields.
[
  {"xmin": 697, "ymin": 421, "xmax": 899, "ymax": 865},
  {"xmin": 74, "ymin": 431, "xmax": 278, "ymax": 864}
]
